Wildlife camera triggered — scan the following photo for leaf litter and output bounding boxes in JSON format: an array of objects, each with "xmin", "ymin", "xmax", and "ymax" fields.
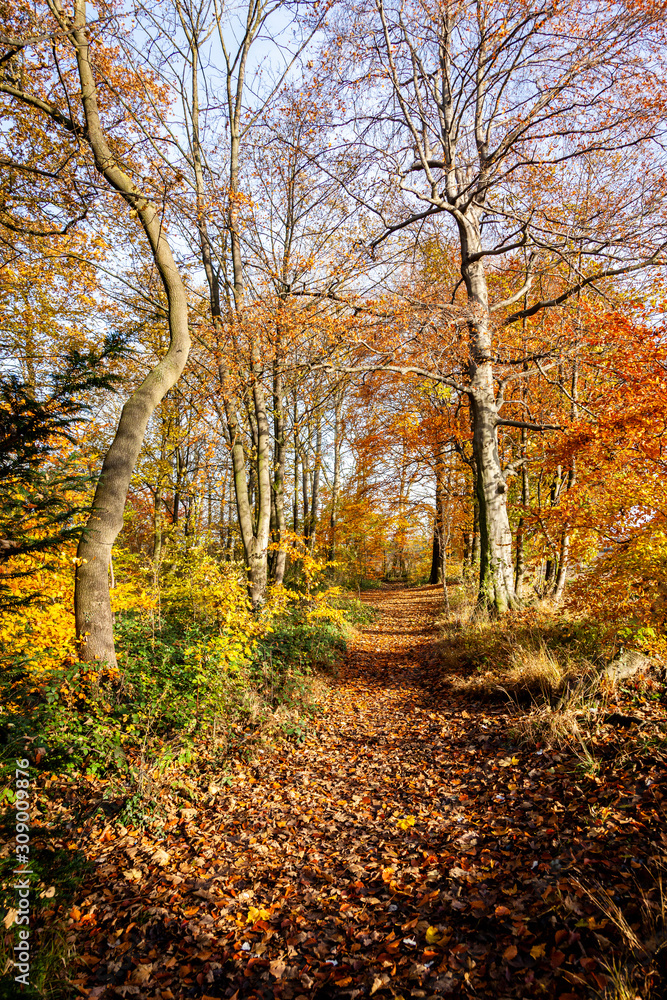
[{"xmin": 14, "ymin": 584, "xmax": 667, "ymax": 998}]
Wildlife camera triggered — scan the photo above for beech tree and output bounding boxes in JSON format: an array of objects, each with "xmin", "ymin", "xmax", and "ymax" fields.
[
  {"xmin": 0, "ymin": 0, "xmax": 191, "ymax": 665},
  {"xmin": 330, "ymin": 0, "xmax": 667, "ymax": 612}
]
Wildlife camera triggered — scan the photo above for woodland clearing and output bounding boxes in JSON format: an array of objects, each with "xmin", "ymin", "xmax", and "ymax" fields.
[{"xmin": 2, "ymin": 583, "xmax": 666, "ymax": 1000}]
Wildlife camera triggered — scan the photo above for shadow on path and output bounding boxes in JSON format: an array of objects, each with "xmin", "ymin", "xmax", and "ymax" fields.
[{"xmin": 64, "ymin": 585, "xmax": 665, "ymax": 1000}]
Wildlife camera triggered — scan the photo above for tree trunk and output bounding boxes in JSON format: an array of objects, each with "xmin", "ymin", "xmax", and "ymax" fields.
[
  {"xmin": 153, "ymin": 482, "xmax": 164, "ymax": 572},
  {"xmin": 554, "ymin": 363, "xmax": 579, "ymax": 603},
  {"xmin": 152, "ymin": 420, "xmax": 168, "ymax": 571},
  {"xmin": 308, "ymin": 411, "xmax": 323, "ymax": 553},
  {"xmin": 462, "ymin": 531, "xmax": 472, "ymax": 579},
  {"xmin": 219, "ymin": 475, "xmax": 227, "ymax": 551},
  {"xmin": 172, "ymin": 444, "xmax": 184, "ymax": 527},
  {"xmin": 293, "ymin": 394, "xmax": 300, "ymax": 534},
  {"xmin": 462, "ymin": 216, "xmax": 517, "ymax": 615},
  {"xmin": 302, "ymin": 443, "xmax": 310, "ymax": 543},
  {"xmin": 429, "ymin": 448, "xmax": 445, "ymax": 584},
  {"xmin": 515, "ymin": 428, "xmax": 530, "ymax": 597},
  {"xmin": 553, "ymin": 527, "xmax": 570, "ymax": 603},
  {"xmin": 429, "ymin": 519, "xmax": 442, "ymax": 585},
  {"xmin": 471, "ymin": 501, "xmax": 480, "ymax": 570},
  {"xmin": 329, "ymin": 386, "xmax": 344, "ymax": 561},
  {"xmin": 541, "ymin": 467, "xmax": 563, "ymax": 596},
  {"xmin": 472, "ymin": 403, "xmax": 516, "ymax": 614},
  {"xmin": 544, "ymin": 557, "xmax": 555, "ymax": 593},
  {"xmin": 70, "ymin": 4, "xmax": 190, "ymax": 666},
  {"xmin": 515, "ymin": 516, "xmax": 525, "ymax": 596},
  {"xmin": 271, "ymin": 361, "xmax": 287, "ymax": 585},
  {"xmin": 226, "ymin": 384, "xmax": 272, "ymax": 606},
  {"xmin": 441, "ymin": 511, "xmax": 450, "ymax": 614}
]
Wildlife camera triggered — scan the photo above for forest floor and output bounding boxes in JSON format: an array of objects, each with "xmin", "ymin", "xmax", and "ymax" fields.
[{"xmin": 10, "ymin": 584, "xmax": 667, "ymax": 1000}]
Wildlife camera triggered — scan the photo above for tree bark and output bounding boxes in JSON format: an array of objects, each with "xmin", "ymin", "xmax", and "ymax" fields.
[
  {"xmin": 462, "ymin": 531, "xmax": 472, "ymax": 578},
  {"xmin": 429, "ymin": 520, "xmax": 442, "ymax": 585},
  {"xmin": 329, "ymin": 385, "xmax": 344, "ymax": 561},
  {"xmin": 554, "ymin": 363, "xmax": 579, "ymax": 603},
  {"xmin": 462, "ymin": 217, "xmax": 517, "ymax": 614},
  {"xmin": 515, "ymin": 427, "xmax": 530, "ymax": 597},
  {"xmin": 293, "ymin": 399, "xmax": 300, "ymax": 534},
  {"xmin": 471, "ymin": 391, "xmax": 516, "ymax": 614},
  {"xmin": 471, "ymin": 500, "xmax": 480, "ymax": 571},
  {"xmin": 302, "ymin": 439, "xmax": 310, "ymax": 543},
  {"xmin": 308, "ymin": 411, "xmax": 323, "ymax": 553},
  {"xmin": 429, "ymin": 447, "xmax": 445, "ymax": 584},
  {"xmin": 270, "ymin": 360, "xmax": 287, "ymax": 585},
  {"xmin": 226, "ymin": 386, "xmax": 272, "ymax": 606}
]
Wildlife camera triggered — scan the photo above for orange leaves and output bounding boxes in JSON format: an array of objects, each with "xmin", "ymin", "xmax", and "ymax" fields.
[{"xmin": 18, "ymin": 582, "xmax": 667, "ymax": 999}]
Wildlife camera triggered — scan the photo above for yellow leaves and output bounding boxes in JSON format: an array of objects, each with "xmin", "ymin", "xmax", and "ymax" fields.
[
  {"xmin": 425, "ymin": 925, "xmax": 445, "ymax": 944},
  {"xmin": 396, "ymin": 814, "xmax": 416, "ymax": 830},
  {"xmin": 1, "ymin": 550, "xmax": 78, "ymax": 687},
  {"xmin": 246, "ymin": 905, "xmax": 270, "ymax": 923},
  {"xmin": 498, "ymin": 756, "xmax": 520, "ymax": 768},
  {"xmin": 530, "ymin": 943, "xmax": 546, "ymax": 959}
]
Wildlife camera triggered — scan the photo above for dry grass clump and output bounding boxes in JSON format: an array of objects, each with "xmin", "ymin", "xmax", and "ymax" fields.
[
  {"xmin": 509, "ymin": 670, "xmax": 608, "ymax": 749},
  {"xmin": 436, "ymin": 582, "xmax": 619, "ymax": 746},
  {"xmin": 505, "ymin": 641, "xmax": 571, "ymax": 693},
  {"xmin": 572, "ymin": 873, "xmax": 667, "ymax": 999}
]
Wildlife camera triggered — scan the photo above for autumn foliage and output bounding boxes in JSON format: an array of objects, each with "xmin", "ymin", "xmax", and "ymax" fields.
[{"xmin": 1, "ymin": 0, "xmax": 667, "ymax": 997}]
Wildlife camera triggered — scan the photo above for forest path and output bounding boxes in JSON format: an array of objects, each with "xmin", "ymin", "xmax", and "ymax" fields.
[
  {"xmin": 71, "ymin": 585, "xmax": 645, "ymax": 999},
  {"xmin": 323, "ymin": 582, "xmax": 448, "ymax": 740}
]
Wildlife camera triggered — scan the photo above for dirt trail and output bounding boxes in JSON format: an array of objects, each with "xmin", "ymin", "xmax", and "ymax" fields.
[
  {"xmin": 326, "ymin": 583, "xmax": 446, "ymax": 725},
  {"xmin": 68, "ymin": 585, "xmax": 662, "ymax": 1000}
]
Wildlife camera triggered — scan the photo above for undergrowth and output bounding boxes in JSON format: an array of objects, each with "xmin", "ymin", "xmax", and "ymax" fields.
[
  {"xmin": 0, "ymin": 548, "xmax": 374, "ymax": 805},
  {"xmin": 436, "ymin": 581, "xmax": 666, "ymax": 751}
]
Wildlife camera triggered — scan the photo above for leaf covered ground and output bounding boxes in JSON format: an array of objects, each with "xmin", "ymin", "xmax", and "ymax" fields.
[{"xmin": 6, "ymin": 585, "xmax": 667, "ymax": 999}]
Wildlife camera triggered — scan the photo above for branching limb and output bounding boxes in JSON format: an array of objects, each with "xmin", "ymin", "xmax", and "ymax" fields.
[{"xmin": 496, "ymin": 418, "xmax": 561, "ymax": 432}]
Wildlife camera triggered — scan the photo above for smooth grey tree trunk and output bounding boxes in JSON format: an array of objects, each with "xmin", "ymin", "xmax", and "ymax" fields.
[
  {"xmin": 515, "ymin": 428, "xmax": 530, "ymax": 597},
  {"xmin": 293, "ymin": 398, "xmax": 300, "ymax": 534},
  {"xmin": 329, "ymin": 386, "xmax": 344, "ymax": 561},
  {"xmin": 461, "ymin": 217, "xmax": 518, "ymax": 614},
  {"xmin": 554, "ymin": 363, "xmax": 579, "ymax": 603},
  {"xmin": 308, "ymin": 412, "xmax": 323, "ymax": 553},
  {"xmin": 270, "ymin": 361, "xmax": 287, "ymax": 585}
]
